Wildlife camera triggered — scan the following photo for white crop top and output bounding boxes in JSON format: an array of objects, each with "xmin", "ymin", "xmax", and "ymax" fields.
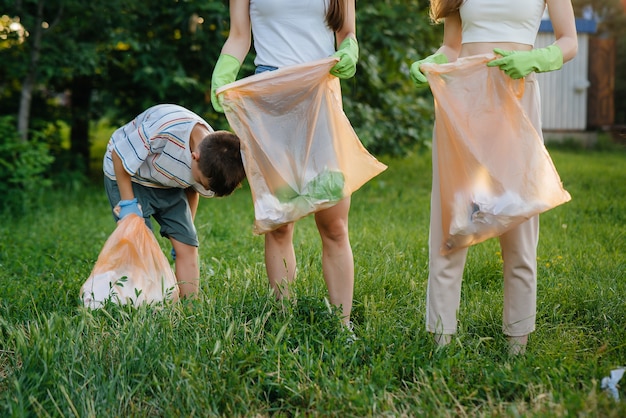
[
  {"xmin": 460, "ymin": 0, "xmax": 546, "ymax": 46},
  {"xmin": 250, "ymin": 0, "xmax": 336, "ymax": 67}
]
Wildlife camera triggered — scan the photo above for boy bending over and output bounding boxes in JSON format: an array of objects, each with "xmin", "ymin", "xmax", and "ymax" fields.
[{"xmin": 103, "ymin": 104, "xmax": 246, "ymax": 298}]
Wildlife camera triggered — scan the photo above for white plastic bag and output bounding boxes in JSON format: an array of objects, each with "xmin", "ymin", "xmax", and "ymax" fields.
[
  {"xmin": 80, "ymin": 214, "xmax": 179, "ymax": 309},
  {"xmin": 217, "ymin": 57, "xmax": 387, "ymax": 234}
]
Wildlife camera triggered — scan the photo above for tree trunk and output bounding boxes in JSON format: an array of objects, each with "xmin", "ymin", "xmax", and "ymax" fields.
[
  {"xmin": 70, "ymin": 76, "xmax": 93, "ymax": 173},
  {"xmin": 17, "ymin": 0, "xmax": 45, "ymax": 141}
]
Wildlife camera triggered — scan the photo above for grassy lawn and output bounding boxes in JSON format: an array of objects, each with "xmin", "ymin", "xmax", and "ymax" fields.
[{"xmin": 1, "ymin": 141, "xmax": 625, "ymax": 416}]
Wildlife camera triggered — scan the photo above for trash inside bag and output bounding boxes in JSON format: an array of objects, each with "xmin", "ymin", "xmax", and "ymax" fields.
[
  {"xmin": 80, "ymin": 214, "xmax": 179, "ymax": 309},
  {"xmin": 217, "ymin": 57, "xmax": 387, "ymax": 234},
  {"xmin": 422, "ymin": 54, "xmax": 571, "ymax": 254}
]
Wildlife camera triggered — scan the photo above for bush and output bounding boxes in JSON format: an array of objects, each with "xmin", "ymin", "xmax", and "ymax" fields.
[
  {"xmin": 0, "ymin": 116, "xmax": 55, "ymax": 216},
  {"xmin": 342, "ymin": 0, "xmax": 442, "ymax": 156}
]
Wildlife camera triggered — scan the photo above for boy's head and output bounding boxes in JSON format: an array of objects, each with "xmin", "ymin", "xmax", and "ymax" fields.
[{"xmin": 194, "ymin": 130, "xmax": 246, "ymax": 197}]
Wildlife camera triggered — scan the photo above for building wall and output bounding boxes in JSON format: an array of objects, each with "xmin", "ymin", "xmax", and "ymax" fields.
[{"xmin": 535, "ymin": 19, "xmax": 596, "ymax": 131}]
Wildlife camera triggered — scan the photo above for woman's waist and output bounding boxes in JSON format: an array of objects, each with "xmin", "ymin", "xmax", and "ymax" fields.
[{"xmin": 459, "ymin": 42, "xmax": 532, "ymax": 58}]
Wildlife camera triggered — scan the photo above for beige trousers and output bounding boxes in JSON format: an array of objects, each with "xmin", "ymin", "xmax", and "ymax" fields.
[{"xmin": 426, "ymin": 75, "xmax": 541, "ymax": 337}]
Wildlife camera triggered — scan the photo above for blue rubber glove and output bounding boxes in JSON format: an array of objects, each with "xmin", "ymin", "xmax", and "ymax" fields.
[
  {"xmin": 410, "ymin": 53, "xmax": 448, "ymax": 88},
  {"xmin": 331, "ymin": 37, "xmax": 359, "ymax": 79},
  {"xmin": 211, "ymin": 54, "xmax": 241, "ymax": 113},
  {"xmin": 118, "ymin": 198, "xmax": 142, "ymax": 219},
  {"xmin": 487, "ymin": 45, "xmax": 563, "ymax": 79}
]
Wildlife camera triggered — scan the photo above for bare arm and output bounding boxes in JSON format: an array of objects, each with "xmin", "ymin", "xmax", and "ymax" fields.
[
  {"xmin": 335, "ymin": 0, "xmax": 356, "ymax": 47},
  {"xmin": 547, "ymin": 0, "xmax": 578, "ymax": 63},
  {"xmin": 436, "ymin": 11, "xmax": 463, "ymax": 62},
  {"xmin": 111, "ymin": 149, "xmax": 135, "ymax": 201},
  {"xmin": 220, "ymin": 0, "xmax": 252, "ymax": 63}
]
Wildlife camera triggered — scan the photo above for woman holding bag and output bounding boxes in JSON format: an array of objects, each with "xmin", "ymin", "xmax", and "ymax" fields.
[
  {"xmin": 411, "ymin": 0, "xmax": 577, "ymax": 354},
  {"xmin": 210, "ymin": 0, "xmax": 359, "ymax": 329}
]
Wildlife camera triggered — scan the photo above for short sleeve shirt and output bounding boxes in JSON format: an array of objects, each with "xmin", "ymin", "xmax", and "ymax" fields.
[{"xmin": 103, "ymin": 104, "xmax": 215, "ymax": 197}]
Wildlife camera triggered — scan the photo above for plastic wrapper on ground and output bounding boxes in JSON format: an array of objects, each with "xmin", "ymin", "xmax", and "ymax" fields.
[
  {"xmin": 80, "ymin": 214, "xmax": 179, "ymax": 309},
  {"xmin": 422, "ymin": 55, "xmax": 571, "ymax": 255},
  {"xmin": 217, "ymin": 57, "xmax": 387, "ymax": 234}
]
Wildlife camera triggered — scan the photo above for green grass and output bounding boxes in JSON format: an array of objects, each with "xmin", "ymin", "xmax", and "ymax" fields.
[{"xmin": 1, "ymin": 142, "xmax": 625, "ymax": 416}]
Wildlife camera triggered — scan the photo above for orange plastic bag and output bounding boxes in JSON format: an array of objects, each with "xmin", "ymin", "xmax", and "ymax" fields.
[
  {"xmin": 80, "ymin": 214, "xmax": 179, "ymax": 309},
  {"xmin": 422, "ymin": 54, "xmax": 571, "ymax": 254},
  {"xmin": 217, "ymin": 57, "xmax": 387, "ymax": 234}
]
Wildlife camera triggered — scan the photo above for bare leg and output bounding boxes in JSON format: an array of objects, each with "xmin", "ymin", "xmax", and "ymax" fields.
[
  {"xmin": 265, "ymin": 223, "xmax": 296, "ymax": 299},
  {"xmin": 314, "ymin": 198, "xmax": 354, "ymax": 324},
  {"xmin": 170, "ymin": 238, "xmax": 199, "ymax": 298}
]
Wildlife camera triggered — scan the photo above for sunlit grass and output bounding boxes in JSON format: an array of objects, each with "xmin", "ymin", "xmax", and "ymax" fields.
[{"xmin": 1, "ymin": 142, "xmax": 625, "ymax": 416}]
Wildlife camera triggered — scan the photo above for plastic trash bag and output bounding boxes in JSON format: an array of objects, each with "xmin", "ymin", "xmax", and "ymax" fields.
[
  {"xmin": 601, "ymin": 367, "xmax": 625, "ymax": 401},
  {"xmin": 217, "ymin": 57, "xmax": 387, "ymax": 234},
  {"xmin": 80, "ymin": 214, "xmax": 179, "ymax": 309},
  {"xmin": 422, "ymin": 54, "xmax": 571, "ymax": 254}
]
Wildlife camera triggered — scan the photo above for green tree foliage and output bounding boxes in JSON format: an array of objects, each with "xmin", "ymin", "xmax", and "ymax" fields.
[
  {"xmin": 0, "ymin": 0, "xmax": 126, "ymax": 167},
  {"xmin": 0, "ymin": 0, "xmax": 444, "ymax": 171},
  {"xmin": 0, "ymin": 14, "xmax": 28, "ymax": 48},
  {"xmin": 0, "ymin": 116, "xmax": 54, "ymax": 215},
  {"xmin": 0, "ymin": 0, "xmax": 232, "ymax": 171},
  {"xmin": 95, "ymin": 0, "xmax": 230, "ymax": 127},
  {"xmin": 344, "ymin": 0, "xmax": 441, "ymax": 155}
]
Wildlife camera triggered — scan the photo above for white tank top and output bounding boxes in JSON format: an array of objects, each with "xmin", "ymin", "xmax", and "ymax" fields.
[
  {"xmin": 250, "ymin": 0, "xmax": 336, "ymax": 67},
  {"xmin": 460, "ymin": 0, "xmax": 546, "ymax": 46}
]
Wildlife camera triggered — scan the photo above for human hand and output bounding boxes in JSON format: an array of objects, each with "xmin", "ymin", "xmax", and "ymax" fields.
[
  {"xmin": 487, "ymin": 45, "xmax": 563, "ymax": 79},
  {"xmin": 331, "ymin": 37, "xmax": 359, "ymax": 79},
  {"xmin": 410, "ymin": 53, "xmax": 448, "ymax": 88},
  {"xmin": 211, "ymin": 54, "xmax": 242, "ymax": 113},
  {"xmin": 117, "ymin": 198, "xmax": 142, "ymax": 219}
]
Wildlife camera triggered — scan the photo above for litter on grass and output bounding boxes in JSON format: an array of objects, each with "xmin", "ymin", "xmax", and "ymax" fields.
[{"xmin": 601, "ymin": 367, "xmax": 625, "ymax": 401}]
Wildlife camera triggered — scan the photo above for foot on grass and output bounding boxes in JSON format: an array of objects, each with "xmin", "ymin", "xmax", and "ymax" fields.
[
  {"xmin": 507, "ymin": 335, "xmax": 528, "ymax": 356},
  {"xmin": 344, "ymin": 320, "xmax": 358, "ymax": 344},
  {"xmin": 433, "ymin": 333, "xmax": 452, "ymax": 347}
]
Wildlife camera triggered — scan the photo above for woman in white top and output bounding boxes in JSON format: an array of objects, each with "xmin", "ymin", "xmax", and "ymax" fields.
[
  {"xmin": 210, "ymin": 0, "xmax": 359, "ymax": 328},
  {"xmin": 411, "ymin": 0, "xmax": 578, "ymax": 354}
]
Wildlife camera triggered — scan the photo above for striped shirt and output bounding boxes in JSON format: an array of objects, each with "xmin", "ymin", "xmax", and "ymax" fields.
[{"xmin": 103, "ymin": 104, "xmax": 215, "ymax": 197}]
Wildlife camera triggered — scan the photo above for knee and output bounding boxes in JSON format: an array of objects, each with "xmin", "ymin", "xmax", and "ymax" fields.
[
  {"xmin": 318, "ymin": 218, "xmax": 349, "ymax": 244},
  {"xmin": 173, "ymin": 244, "xmax": 198, "ymax": 262}
]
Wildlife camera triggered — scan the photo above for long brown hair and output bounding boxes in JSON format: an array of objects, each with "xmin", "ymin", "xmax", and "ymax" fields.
[
  {"xmin": 429, "ymin": 0, "xmax": 464, "ymax": 22},
  {"xmin": 325, "ymin": 0, "xmax": 345, "ymax": 32}
]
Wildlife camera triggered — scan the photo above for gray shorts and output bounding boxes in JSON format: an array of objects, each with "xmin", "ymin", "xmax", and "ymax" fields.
[{"xmin": 104, "ymin": 177, "xmax": 198, "ymax": 247}]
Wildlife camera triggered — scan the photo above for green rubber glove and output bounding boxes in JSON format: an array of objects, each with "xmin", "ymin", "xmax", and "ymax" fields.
[
  {"xmin": 487, "ymin": 45, "xmax": 563, "ymax": 79},
  {"xmin": 211, "ymin": 54, "xmax": 241, "ymax": 113},
  {"xmin": 331, "ymin": 37, "xmax": 359, "ymax": 79},
  {"xmin": 410, "ymin": 53, "xmax": 448, "ymax": 88}
]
